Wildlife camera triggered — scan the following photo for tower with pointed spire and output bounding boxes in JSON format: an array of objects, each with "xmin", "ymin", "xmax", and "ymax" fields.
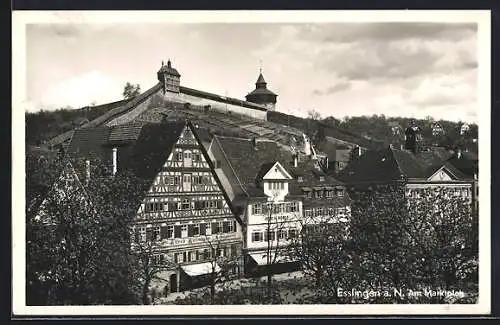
[
  {"xmin": 245, "ymin": 70, "xmax": 278, "ymax": 111},
  {"xmin": 157, "ymin": 59, "xmax": 181, "ymax": 94}
]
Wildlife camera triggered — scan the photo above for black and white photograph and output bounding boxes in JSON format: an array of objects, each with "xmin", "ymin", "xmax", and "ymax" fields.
[{"xmin": 12, "ymin": 10, "xmax": 491, "ymax": 315}]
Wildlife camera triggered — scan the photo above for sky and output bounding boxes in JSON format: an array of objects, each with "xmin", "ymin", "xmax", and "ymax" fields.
[{"xmin": 26, "ymin": 21, "xmax": 478, "ymax": 123}]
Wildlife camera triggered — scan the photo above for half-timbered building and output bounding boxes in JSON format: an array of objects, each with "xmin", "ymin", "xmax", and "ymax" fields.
[{"xmin": 65, "ymin": 120, "xmax": 244, "ymax": 292}]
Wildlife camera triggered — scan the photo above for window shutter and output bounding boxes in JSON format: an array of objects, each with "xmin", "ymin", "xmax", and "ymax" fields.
[
  {"xmin": 212, "ymin": 222, "xmax": 218, "ymax": 234},
  {"xmin": 146, "ymin": 229, "xmax": 153, "ymax": 241},
  {"xmin": 160, "ymin": 226, "xmax": 168, "ymax": 239},
  {"xmin": 188, "ymin": 225, "xmax": 194, "ymax": 237},
  {"xmin": 233, "ymin": 221, "xmax": 237, "ymax": 232},
  {"xmin": 223, "ymin": 221, "xmax": 229, "ymax": 233},
  {"xmin": 200, "ymin": 223, "xmax": 206, "ymax": 235},
  {"xmin": 134, "ymin": 230, "xmax": 140, "ymax": 243},
  {"xmin": 174, "ymin": 226, "xmax": 182, "ymax": 238}
]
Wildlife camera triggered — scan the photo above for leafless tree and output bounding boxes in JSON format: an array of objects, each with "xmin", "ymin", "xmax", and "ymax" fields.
[{"xmin": 203, "ymin": 233, "xmax": 241, "ymax": 304}]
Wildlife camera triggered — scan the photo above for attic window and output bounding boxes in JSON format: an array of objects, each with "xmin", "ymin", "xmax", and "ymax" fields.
[
  {"xmin": 297, "ymin": 176, "xmax": 303, "ymax": 183},
  {"xmin": 319, "ymin": 176, "xmax": 325, "ymax": 182}
]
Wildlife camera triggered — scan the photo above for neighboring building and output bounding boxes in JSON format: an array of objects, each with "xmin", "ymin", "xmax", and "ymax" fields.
[
  {"xmin": 33, "ymin": 160, "xmax": 94, "ymax": 225},
  {"xmin": 208, "ymin": 135, "xmax": 351, "ymax": 275},
  {"xmin": 460, "ymin": 122, "xmax": 470, "ymax": 135},
  {"xmin": 431, "ymin": 122, "xmax": 445, "ymax": 136},
  {"xmin": 339, "ymin": 125, "xmax": 476, "ymax": 219},
  {"xmin": 208, "ymin": 136, "xmax": 303, "ymax": 275},
  {"xmin": 289, "ymin": 159, "xmax": 350, "ymax": 227},
  {"xmin": 388, "ymin": 121, "xmax": 403, "ymax": 136},
  {"xmin": 65, "ymin": 120, "xmax": 244, "ymax": 292},
  {"xmin": 445, "ymin": 149, "xmax": 479, "ymax": 211},
  {"xmin": 404, "ymin": 122, "xmax": 422, "ymax": 154}
]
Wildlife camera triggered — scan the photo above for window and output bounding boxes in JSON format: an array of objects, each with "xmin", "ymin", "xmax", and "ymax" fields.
[
  {"xmin": 193, "ymin": 175, "xmax": 203, "ymax": 185},
  {"xmin": 193, "ymin": 224, "xmax": 200, "ymax": 236},
  {"xmin": 319, "ymin": 176, "xmax": 325, "ymax": 182},
  {"xmin": 181, "ymin": 225, "xmax": 188, "ymax": 238},
  {"xmin": 167, "ymin": 225, "xmax": 174, "ymax": 238},
  {"xmin": 252, "ymin": 204, "xmax": 262, "ymax": 215},
  {"xmin": 181, "ymin": 199, "xmax": 190, "ymax": 210},
  {"xmin": 277, "ymin": 229, "xmax": 286, "ymax": 240},
  {"xmin": 206, "ymin": 223, "xmax": 212, "ymax": 235},
  {"xmin": 174, "ymin": 253, "xmax": 180, "ymax": 263},
  {"xmin": 297, "ymin": 176, "xmax": 303, "ymax": 183},
  {"xmin": 175, "ymin": 152, "xmax": 183, "ymax": 161},
  {"xmin": 287, "ymin": 202, "xmax": 298, "ymax": 212},
  {"xmin": 336, "ymin": 188, "xmax": 344, "ymax": 197},
  {"xmin": 307, "ymin": 191, "xmax": 313, "ymax": 199},
  {"xmin": 174, "ymin": 226, "xmax": 182, "ymax": 238},
  {"xmin": 315, "ymin": 190, "xmax": 323, "ymax": 199},
  {"xmin": 288, "ymin": 229, "xmax": 297, "ymax": 239},
  {"xmin": 184, "ymin": 152, "xmax": 191, "ymax": 159},
  {"xmin": 182, "ymin": 252, "xmax": 187, "ymax": 263},
  {"xmin": 252, "ymin": 232, "xmax": 262, "ymax": 242},
  {"xmin": 223, "ymin": 221, "xmax": 230, "ymax": 233},
  {"xmin": 228, "ymin": 221, "xmax": 235, "ymax": 232},
  {"xmin": 231, "ymin": 244, "xmax": 237, "ymax": 257},
  {"xmin": 264, "ymin": 231, "xmax": 276, "ymax": 242},
  {"xmin": 145, "ymin": 202, "xmax": 164, "ymax": 212},
  {"xmin": 189, "ymin": 251, "xmax": 197, "ymax": 262},
  {"xmin": 204, "ymin": 200, "xmax": 220, "ymax": 209},
  {"xmin": 280, "ymin": 182, "xmax": 285, "ymax": 190},
  {"xmin": 153, "ymin": 226, "xmax": 161, "ymax": 241},
  {"xmin": 139, "ymin": 227, "xmax": 146, "ymax": 242},
  {"xmin": 325, "ymin": 190, "xmax": 332, "ymax": 198},
  {"xmin": 202, "ymin": 249, "xmax": 210, "ymax": 260}
]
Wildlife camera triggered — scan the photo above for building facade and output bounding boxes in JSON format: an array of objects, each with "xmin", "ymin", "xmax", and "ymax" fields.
[
  {"xmin": 64, "ymin": 120, "xmax": 244, "ymax": 292},
  {"xmin": 208, "ymin": 135, "xmax": 351, "ymax": 275}
]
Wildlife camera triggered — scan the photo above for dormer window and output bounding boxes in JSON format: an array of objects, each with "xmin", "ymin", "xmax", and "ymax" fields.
[
  {"xmin": 319, "ymin": 176, "xmax": 325, "ymax": 182},
  {"xmin": 297, "ymin": 176, "xmax": 303, "ymax": 183}
]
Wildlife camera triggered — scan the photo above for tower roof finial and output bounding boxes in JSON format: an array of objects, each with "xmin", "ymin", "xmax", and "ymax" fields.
[
  {"xmin": 167, "ymin": 59, "xmax": 172, "ymax": 67},
  {"xmin": 259, "ymin": 58, "xmax": 263, "ymax": 74}
]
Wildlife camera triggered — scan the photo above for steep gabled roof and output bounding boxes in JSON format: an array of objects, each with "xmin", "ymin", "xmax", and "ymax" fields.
[
  {"xmin": 338, "ymin": 148, "xmax": 405, "ymax": 184},
  {"xmin": 339, "ymin": 147, "xmax": 473, "ymax": 185},
  {"xmin": 446, "ymin": 154, "xmax": 477, "ymax": 178},
  {"xmin": 107, "ymin": 122, "xmax": 146, "ymax": 145},
  {"xmin": 120, "ymin": 121, "xmax": 185, "ymax": 180},
  {"xmin": 66, "ymin": 126, "xmax": 112, "ymax": 161},
  {"xmin": 214, "ymin": 136, "xmax": 294, "ymax": 197},
  {"xmin": 391, "ymin": 149, "xmax": 428, "ymax": 179}
]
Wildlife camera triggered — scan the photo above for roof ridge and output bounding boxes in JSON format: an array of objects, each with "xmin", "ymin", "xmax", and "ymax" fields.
[
  {"xmin": 214, "ymin": 136, "xmax": 250, "ymax": 198},
  {"xmin": 388, "ymin": 148, "xmax": 407, "ymax": 181}
]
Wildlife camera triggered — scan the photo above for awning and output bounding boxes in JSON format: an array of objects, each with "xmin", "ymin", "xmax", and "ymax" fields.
[
  {"xmin": 248, "ymin": 253, "xmax": 293, "ymax": 266},
  {"xmin": 181, "ymin": 262, "xmax": 221, "ymax": 277}
]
